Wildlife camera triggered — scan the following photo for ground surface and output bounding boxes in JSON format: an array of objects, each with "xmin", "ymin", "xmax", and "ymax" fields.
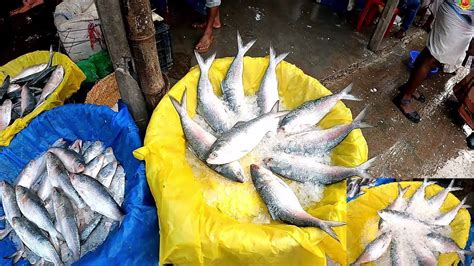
[{"xmin": 166, "ymin": 0, "xmax": 473, "ymax": 180}]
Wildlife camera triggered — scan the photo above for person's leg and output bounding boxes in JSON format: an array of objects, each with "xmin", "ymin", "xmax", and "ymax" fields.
[
  {"xmin": 195, "ymin": 5, "xmax": 219, "ymax": 53},
  {"xmin": 396, "ymin": 0, "xmax": 421, "ymax": 38},
  {"xmin": 192, "ymin": 6, "xmax": 221, "ymax": 29}
]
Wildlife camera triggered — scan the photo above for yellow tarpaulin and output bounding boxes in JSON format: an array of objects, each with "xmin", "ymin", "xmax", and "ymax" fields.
[
  {"xmin": 347, "ymin": 181, "xmax": 471, "ymax": 265},
  {"xmin": 134, "ymin": 57, "xmax": 369, "ymax": 265},
  {"xmin": 0, "ymin": 51, "xmax": 85, "ymax": 146}
]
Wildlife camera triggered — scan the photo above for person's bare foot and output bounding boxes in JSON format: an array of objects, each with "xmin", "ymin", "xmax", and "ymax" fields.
[
  {"xmin": 195, "ymin": 33, "xmax": 214, "ymax": 53},
  {"xmin": 192, "ymin": 18, "xmax": 221, "ymax": 29}
]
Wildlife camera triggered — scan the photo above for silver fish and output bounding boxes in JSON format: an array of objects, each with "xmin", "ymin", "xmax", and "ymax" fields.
[
  {"xmin": 82, "ymin": 141, "xmax": 105, "ymax": 164},
  {"xmin": 38, "ymin": 65, "xmax": 64, "ymax": 103},
  {"xmin": 278, "ymin": 83, "xmax": 361, "ymax": 135},
  {"xmin": 0, "ymin": 99, "xmax": 12, "ymax": 130},
  {"xmin": 195, "ymin": 51, "xmax": 232, "ymax": 133},
  {"xmin": 52, "ymin": 187, "xmax": 80, "ymax": 260},
  {"xmin": 0, "ymin": 181, "xmax": 21, "ymax": 239},
  {"xmin": 69, "ymin": 173, "xmax": 124, "ymax": 222},
  {"xmin": 433, "ymin": 197, "xmax": 469, "ymax": 226},
  {"xmin": 16, "ymin": 155, "xmax": 46, "ymax": 189},
  {"xmin": 20, "ymin": 85, "xmax": 36, "ymax": 117},
  {"xmin": 48, "ymin": 147, "xmax": 85, "ymax": 173},
  {"xmin": 80, "ymin": 218, "xmax": 113, "ymax": 257},
  {"xmin": 221, "ymin": 31, "xmax": 255, "ymax": 115},
  {"xmin": 385, "ymin": 183, "xmax": 410, "ymax": 211},
  {"xmin": 103, "ymin": 147, "xmax": 116, "ymax": 165},
  {"xmin": 109, "ymin": 165, "xmax": 126, "ymax": 205},
  {"xmin": 10, "ymin": 217, "xmax": 63, "ymax": 266},
  {"xmin": 405, "ymin": 179, "xmax": 435, "ymax": 213},
  {"xmin": 378, "ymin": 209, "xmax": 438, "ymax": 231},
  {"xmin": 81, "ymin": 141, "xmax": 93, "ymax": 154},
  {"xmin": 351, "ymin": 232, "xmax": 392, "ymax": 265},
  {"xmin": 80, "ymin": 215, "xmax": 102, "ymax": 241},
  {"xmin": 68, "ymin": 139, "xmax": 83, "ymax": 154},
  {"xmin": 427, "ymin": 232, "xmax": 471, "ymax": 265},
  {"xmin": 276, "ymin": 107, "xmax": 372, "ymax": 154},
  {"xmin": 46, "ymin": 152, "xmax": 86, "ymax": 208},
  {"xmin": 414, "ymin": 242, "xmax": 438, "ymax": 266},
  {"xmin": 83, "ymin": 154, "xmax": 105, "ymax": 179},
  {"xmin": 97, "ymin": 161, "xmax": 118, "ymax": 188},
  {"xmin": 6, "ymin": 84, "xmax": 21, "ymax": 99},
  {"xmin": 11, "ymin": 64, "xmax": 48, "ymax": 82},
  {"xmin": 37, "ymin": 178, "xmax": 53, "ymax": 201},
  {"xmin": 256, "ymin": 46, "xmax": 288, "ymax": 114},
  {"xmin": 169, "ymin": 89, "xmax": 245, "ymax": 182},
  {"xmin": 390, "ymin": 238, "xmax": 416, "ymax": 265},
  {"xmin": 428, "ymin": 179, "xmax": 462, "ymax": 210},
  {"xmin": 206, "ymin": 102, "xmax": 282, "ymax": 165},
  {"xmin": 250, "ymin": 164, "xmax": 345, "ymax": 241},
  {"xmin": 264, "ymin": 156, "xmax": 376, "ymax": 184},
  {"xmin": 15, "ymin": 186, "xmax": 62, "ymax": 247}
]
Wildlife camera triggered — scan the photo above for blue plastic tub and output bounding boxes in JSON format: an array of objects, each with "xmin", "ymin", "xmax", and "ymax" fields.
[
  {"xmin": 0, "ymin": 103, "xmax": 159, "ymax": 265},
  {"xmin": 409, "ymin": 50, "xmax": 439, "ymax": 76}
]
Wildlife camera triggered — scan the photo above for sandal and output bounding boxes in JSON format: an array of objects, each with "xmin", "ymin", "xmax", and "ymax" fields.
[
  {"xmin": 398, "ymin": 85, "xmax": 426, "ymax": 103},
  {"xmin": 394, "ymin": 95, "xmax": 421, "ymax": 123},
  {"xmin": 195, "ymin": 35, "xmax": 215, "ymax": 54}
]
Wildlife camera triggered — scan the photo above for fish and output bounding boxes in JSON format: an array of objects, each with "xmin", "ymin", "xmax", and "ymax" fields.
[
  {"xmin": 83, "ymin": 154, "xmax": 105, "ymax": 178},
  {"xmin": 0, "ymin": 99, "xmax": 12, "ymax": 130},
  {"xmin": 16, "ymin": 155, "xmax": 46, "ymax": 189},
  {"xmin": 414, "ymin": 242, "xmax": 438, "ymax": 266},
  {"xmin": 385, "ymin": 184, "xmax": 410, "ymax": 211},
  {"xmin": 82, "ymin": 141, "xmax": 105, "ymax": 164},
  {"xmin": 81, "ymin": 141, "xmax": 93, "ymax": 154},
  {"xmin": 15, "ymin": 186, "xmax": 62, "ymax": 242},
  {"xmin": 169, "ymin": 89, "xmax": 245, "ymax": 182},
  {"xmin": 69, "ymin": 173, "xmax": 124, "ymax": 222},
  {"xmin": 4, "ymin": 241, "xmax": 27, "ymax": 264},
  {"xmin": 6, "ymin": 84, "xmax": 21, "ymax": 99},
  {"xmin": 426, "ymin": 232, "xmax": 472, "ymax": 264},
  {"xmin": 69, "ymin": 139, "xmax": 83, "ymax": 154},
  {"xmin": 427, "ymin": 179, "xmax": 462, "ymax": 210},
  {"xmin": 80, "ymin": 216, "xmax": 102, "ymax": 241},
  {"xmin": 96, "ymin": 161, "xmax": 118, "ymax": 188},
  {"xmin": 256, "ymin": 46, "xmax": 288, "ymax": 114},
  {"xmin": 0, "ymin": 181, "xmax": 21, "ymax": 239},
  {"xmin": 433, "ymin": 197, "xmax": 469, "ymax": 226},
  {"xmin": 0, "ymin": 75, "xmax": 10, "ymax": 100},
  {"xmin": 195, "ymin": 51, "xmax": 232, "ymax": 133},
  {"xmin": 263, "ymin": 156, "xmax": 377, "ymax": 185},
  {"xmin": 28, "ymin": 65, "xmax": 57, "ymax": 87},
  {"xmin": 20, "ymin": 85, "xmax": 36, "ymax": 117},
  {"xmin": 390, "ymin": 238, "xmax": 417, "ymax": 265},
  {"xmin": 11, "ymin": 45, "xmax": 53, "ymax": 83},
  {"xmin": 109, "ymin": 165, "xmax": 126, "ymax": 205},
  {"xmin": 80, "ymin": 218, "xmax": 113, "ymax": 257},
  {"xmin": 10, "ymin": 217, "xmax": 63, "ymax": 266},
  {"xmin": 45, "ymin": 152, "xmax": 86, "ymax": 208},
  {"xmin": 378, "ymin": 209, "xmax": 438, "ymax": 231},
  {"xmin": 278, "ymin": 83, "xmax": 361, "ymax": 135},
  {"xmin": 38, "ymin": 65, "xmax": 64, "ymax": 104},
  {"xmin": 52, "ymin": 187, "xmax": 80, "ymax": 260},
  {"xmin": 103, "ymin": 147, "xmax": 116, "ymax": 165},
  {"xmin": 37, "ymin": 178, "xmax": 53, "ymax": 201},
  {"xmin": 276, "ymin": 107, "xmax": 372, "ymax": 154},
  {"xmin": 48, "ymin": 147, "xmax": 85, "ymax": 173},
  {"xmin": 405, "ymin": 179, "xmax": 435, "ymax": 213},
  {"xmin": 351, "ymin": 232, "xmax": 392, "ymax": 265},
  {"xmin": 206, "ymin": 102, "xmax": 283, "ymax": 165},
  {"xmin": 220, "ymin": 31, "xmax": 256, "ymax": 115},
  {"xmin": 250, "ymin": 164, "xmax": 345, "ymax": 241}
]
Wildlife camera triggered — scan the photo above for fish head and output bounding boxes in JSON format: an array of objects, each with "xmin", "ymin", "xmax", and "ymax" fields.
[
  {"xmin": 11, "ymin": 217, "xmax": 20, "ymax": 226},
  {"xmin": 262, "ymin": 158, "xmax": 274, "ymax": 166},
  {"xmin": 277, "ymin": 127, "xmax": 286, "ymax": 135},
  {"xmin": 15, "ymin": 185, "xmax": 28, "ymax": 198},
  {"xmin": 250, "ymin": 164, "xmax": 261, "ymax": 183}
]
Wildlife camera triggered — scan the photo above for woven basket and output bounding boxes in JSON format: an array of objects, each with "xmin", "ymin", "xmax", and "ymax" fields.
[{"xmin": 85, "ymin": 73, "xmax": 121, "ymax": 107}]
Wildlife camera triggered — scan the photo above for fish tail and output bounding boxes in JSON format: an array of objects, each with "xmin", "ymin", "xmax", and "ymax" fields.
[
  {"xmin": 169, "ymin": 88, "xmax": 188, "ymax": 116},
  {"xmin": 269, "ymin": 45, "xmax": 288, "ymax": 67},
  {"xmin": 457, "ymin": 251, "xmax": 466, "ymax": 265},
  {"xmin": 339, "ymin": 83, "xmax": 362, "ymax": 101},
  {"xmin": 0, "ymin": 226, "xmax": 12, "ymax": 240},
  {"xmin": 195, "ymin": 51, "xmax": 216, "ymax": 74},
  {"xmin": 355, "ymin": 156, "xmax": 378, "ymax": 179},
  {"xmin": 313, "ymin": 219, "xmax": 345, "ymax": 242},
  {"xmin": 4, "ymin": 248, "xmax": 25, "ymax": 263},
  {"xmin": 237, "ymin": 31, "xmax": 256, "ymax": 56},
  {"xmin": 47, "ymin": 44, "xmax": 54, "ymax": 67},
  {"xmin": 353, "ymin": 106, "xmax": 373, "ymax": 129}
]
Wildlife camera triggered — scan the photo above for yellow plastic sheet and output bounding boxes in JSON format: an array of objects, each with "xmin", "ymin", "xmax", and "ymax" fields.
[
  {"xmin": 0, "ymin": 51, "xmax": 85, "ymax": 146},
  {"xmin": 347, "ymin": 181, "xmax": 471, "ymax": 265},
  {"xmin": 134, "ymin": 57, "xmax": 369, "ymax": 265}
]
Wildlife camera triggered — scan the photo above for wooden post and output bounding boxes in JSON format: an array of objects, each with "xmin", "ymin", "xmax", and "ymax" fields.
[
  {"xmin": 124, "ymin": 0, "xmax": 169, "ymax": 112},
  {"xmin": 95, "ymin": 0, "xmax": 150, "ymax": 136},
  {"xmin": 368, "ymin": 0, "xmax": 399, "ymax": 52}
]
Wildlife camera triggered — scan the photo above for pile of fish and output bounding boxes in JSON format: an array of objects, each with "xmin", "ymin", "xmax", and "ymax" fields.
[
  {"xmin": 347, "ymin": 177, "xmax": 377, "ymax": 199},
  {"xmin": 352, "ymin": 180, "xmax": 471, "ymax": 265},
  {"xmin": 170, "ymin": 32, "xmax": 376, "ymax": 241},
  {"xmin": 0, "ymin": 138, "xmax": 125, "ymax": 265},
  {"xmin": 0, "ymin": 46, "xmax": 65, "ymax": 131}
]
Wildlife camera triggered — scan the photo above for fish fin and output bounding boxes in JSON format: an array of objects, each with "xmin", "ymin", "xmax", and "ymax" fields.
[
  {"xmin": 314, "ymin": 218, "xmax": 345, "ymax": 242},
  {"xmin": 237, "ymin": 31, "xmax": 256, "ymax": 56},
  {"xmin": 462, "ymin": 205, "xmax": 471, "ymax": 209},
  {"xmin": 0, "ymin": 226, "xmax": 12, "ymax": 240},
  {"xmin": 450, "ymin": 187, "xmax": 463, "ymax": 192},
  {"xmin": 275, "ymin": 52, "xmax": 289, "ymax": 66},
  {"xmin": 339, "ymin": 83, "xmax": 362, "ymax": 101},
  {"xmin": 270, "ymin": 101, "xmax": 279, "ymax": 113},
  {"xmin": 269, "ymin": 45, "xmax": 276, "ymax": 63},
  {"xmin": 169, "ymin": 88, "xmax": 188, "ymax": 116},
  {"xmin": 4, "ymin": 247, "xmax": 25, "ymax": 263},
  {"xmin": 355, "ymin": 156, "xmax": 378, "ymax": 179},
  {"xmin": 47, "ymin": 45, "xmax": 54, "ymax": 67},
  {"xmin": 353, "ymin": 106, "xmax": 373, "ymax": 129},
  {"xmin": 194, "ymin": 51, "xmax": 216, "ymax": 73},
  {"xmin": 457, "ymin": 251, "xmax": 466, "ymax": 265},
  {"xmin": 401, "ymin": 185, "xmax": 411, "ymax": 196}
]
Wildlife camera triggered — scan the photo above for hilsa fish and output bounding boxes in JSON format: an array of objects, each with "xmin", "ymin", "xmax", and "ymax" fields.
[{"xmin": 250, "ymin": 164, "xmax": 345, "ymax": 241}]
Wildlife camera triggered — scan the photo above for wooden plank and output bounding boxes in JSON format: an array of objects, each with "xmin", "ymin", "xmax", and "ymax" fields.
[{"xmin": 368, "ymin": 0, "xmax": 399, "ymax": 52}]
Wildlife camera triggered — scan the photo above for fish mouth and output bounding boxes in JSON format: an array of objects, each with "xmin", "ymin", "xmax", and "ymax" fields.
[
  {"xmin": 69, "ymin": 173, "xmax": 77, "ymax": 181},
  {"xmin": 277, "ymin": 127, "xmax": 285, "ymax": 135},
  {"xmin": 250, "ymin": 164, "xmax": 260, "ymax": 171},
  {"xmin": 262, "ymin": 158, "xmax": 273, "ymax": 165}
]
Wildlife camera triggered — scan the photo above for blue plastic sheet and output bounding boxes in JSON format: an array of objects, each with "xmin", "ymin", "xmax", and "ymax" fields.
[{"xmin": 0, "ymin": 103, "xmax": 159, "ymax": 265}]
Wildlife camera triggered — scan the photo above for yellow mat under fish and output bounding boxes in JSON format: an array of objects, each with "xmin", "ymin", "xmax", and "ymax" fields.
[
  {"xmin": 134, "ymin": 57, "xmax": 369, "ymax": 265},
  {"xmin": 0, "ymin": 51, "xmax": 85, "ymax": 146},
  {"xmin": 347, "ymin": 181, "xmax": 471, "ymax": 265}
]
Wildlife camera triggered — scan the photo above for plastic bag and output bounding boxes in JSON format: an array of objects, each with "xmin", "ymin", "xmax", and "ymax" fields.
[
  {"xmin": 134, "ymin": 57, "xmax": 369, "ymax": 265},
  {"xmin": 0, "ymin": 51, "xmax": 86, "ymax": 146},
  {"xmin": 347, "ymin": 181, "xmax": 471, "ymax": 265},
  {"xmin": 0, "ymin": 103, "xmax": 159, "ymax": 265}
]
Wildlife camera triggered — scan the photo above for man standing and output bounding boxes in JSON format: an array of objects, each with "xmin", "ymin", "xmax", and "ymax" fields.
[
  {"xmin": 193, "ymin": 0, "xmax": 221, "ymax": 53},
  {"xmin": 395, "ymin": 0, "xmax": 422, "ymax": 38},
  {"xmin": 396, "ymin": 0, "xmax": 474, "ymax": 123}
]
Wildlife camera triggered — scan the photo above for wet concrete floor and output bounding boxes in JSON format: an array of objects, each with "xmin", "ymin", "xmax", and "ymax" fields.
[{"xmin": 166, "ymin": 0, "xmax": 473, "ymax": 179}]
